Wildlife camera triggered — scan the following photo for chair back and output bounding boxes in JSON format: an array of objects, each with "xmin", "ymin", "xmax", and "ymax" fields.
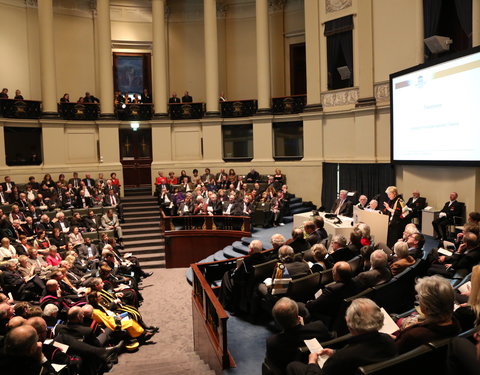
[{"xmin": 287, "ymin": 272, "xmax": 321, "ymax": 303}]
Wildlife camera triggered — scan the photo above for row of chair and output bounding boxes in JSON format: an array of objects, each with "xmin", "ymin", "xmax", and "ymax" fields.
[{"xmin": 2, "ymin": 204, "xmax": 109, "ymax": 218}]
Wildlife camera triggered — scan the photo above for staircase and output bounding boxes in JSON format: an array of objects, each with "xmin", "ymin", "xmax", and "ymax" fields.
[
  {"xmin": 111, "ymin": 352, "xmax": 215, "ymax": 375},
  {"xmin": 122, "ymin": 188, "xmax": 165, "ymax": 269}
]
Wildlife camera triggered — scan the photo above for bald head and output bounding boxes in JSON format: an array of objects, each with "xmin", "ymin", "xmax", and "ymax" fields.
[
  {"xmin": 248, "ymin": 240, "xmax": 263, "ymax": 254},
  {"xmin": 333, "ymin": 261, "xmax": 352, "ymax": 282},
  {"xmin": 67, "ymin": 306, "xmax": 84, "ymax": 323},
  {"xmin": 46, "ymin": 279, "xmax": 58, "ymax": 292},
  {"xmin": 272, "ymin": 297, "xmax": 300, "ymax": 330},
  {"xmin": 82, "ymin": 304, "xmax": 94, "ymax": 318},
  {"xmin": 7, "ymin": 316, "xmax": 26, "ymax": 330},
  {"xmin": 4, "ymin": 325, "xmax": 39, "ymax": 357},
  {"xmin": 26, "ymin": 317, "xmax": 48, "ymax": 342}
]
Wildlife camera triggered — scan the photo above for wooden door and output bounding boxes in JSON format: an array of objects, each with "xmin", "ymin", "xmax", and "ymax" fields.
[{"xmin": 119, "ymin": 128, "xmax": 152, "ymax": 188}]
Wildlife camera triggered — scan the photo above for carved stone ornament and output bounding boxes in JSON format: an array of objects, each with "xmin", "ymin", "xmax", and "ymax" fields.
[
  {"xmin": 325, "ymin": 0, "xmax": 352, "ymax": 13},
  {"xmin": 25, "ymin": 0, "xmax": 37, "ymax": 7},
  {"xmin": 374, "ymin": 82, "xmax": 390, "ymax": 103},
  {"xmin": 269, "ymin": 0, "xmax": 286, "ymax": 12},
  {"xmin": 321, "ymin": 88, "xmax": 359, "ymax": 108}
]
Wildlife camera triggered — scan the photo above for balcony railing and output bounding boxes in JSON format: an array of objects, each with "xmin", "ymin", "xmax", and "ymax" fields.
[
  {"xmin": 220, "ymin": 99, "xmax": 258, "ymax": 118},
  {"xmin": 271, "ymin": 95, "xmax": 307, "ymax": 115},
  {"xmin": 58, "ymin": 102, "xmax": 100, "ymax": 120},
  {"xmin": 0, "ymin": 99, "xmax": 42, "ymax": 119},
  {"xmin": 115, "ymin": 103, "xmax": 154, "ymax": 121},
  {"xmin": 169, "ymin": 102, "xmax": 205, "ymax": 120}
]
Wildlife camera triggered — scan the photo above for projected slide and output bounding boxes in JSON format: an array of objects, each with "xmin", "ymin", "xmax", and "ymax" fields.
[{"xmin": 391, "ymin": 50, "xmax": 480, "ymax": 163}]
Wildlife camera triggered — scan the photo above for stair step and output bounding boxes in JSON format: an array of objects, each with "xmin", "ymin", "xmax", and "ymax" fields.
[
  {"xmin": 126, "ymin": 246, "xmax": 164, "ymax": 255},
  {"xmin": 289, "ymin": 202, "xmax": 303, "ymax": 209},
  {"xmin": 132, "ymin": 253, "xmax": 165, "ymax": 262},
  {"xmin": 123, "ymin": 216, "xmax": 161, "ymax": 223},
  {"xmin": 232, "ymin": 241, "xmax": 249, "ymax": 255},
  {"xmin": 213, "ymin": 249, "xmax": 227, "ymax": 261},
  {"xmin": 223, "ymin": 246, "xmax": 245, "ymax": 259},
  {"xmin": 122, "ymin": 226, "xmax": 163, "ymax": 235},
  {"xmin": 124, "ymin": 239, "xmax": 164, "ymax": 248},
  {"xmin": 124, "ymin": 205, "xmax": 158, "ymax": 211},
  {"xmin": 291, "ymin": 207, "xmax": 313, "ymax": 215},
  {"xmin": 123, "ymin": 211, "xmax": 160, "ymax": 218},
  {"xmin": 121, "ymin": 195, "xmax": 154, "ymax": 201},
  {"xmin": 121, "ymin": 221, "xmax": 160, "ymax": 229},
  {"xmin": 290, "ymin": 197, "xmax": 302, "ymax": 204},
  {"xmin": 123, "ymin": 232, "xmax": 163, "ymax": 240},
  {"xmin": 283, "ymin": 216, "xmax": 294, "ymax": 223},
  {"xmin": 138, "ymin": 259, "xmax": 165, "ymax": 268}
]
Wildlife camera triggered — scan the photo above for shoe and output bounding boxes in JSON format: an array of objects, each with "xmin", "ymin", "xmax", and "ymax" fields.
[
  {"xmin": 147, "ymin": 326, "xmax": 159, "ymax": 332},
  {"xmin": 141, "ymin": 330, "xmax": 156, "ymax": 342},
  {"xmin": 143, "ymin": 272, "xmax": 153, "ymax": 278},
  {"xmin": 279, "ymin": 223, "xmax": 285, "ymax": 226}
]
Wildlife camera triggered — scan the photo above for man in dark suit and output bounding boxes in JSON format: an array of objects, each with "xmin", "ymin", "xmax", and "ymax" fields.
[
  {"xmin": 25, "ymin": 204, "xmax": 42, "ymax": 224},
  {"xmin": 306, "ymin": 262, "xmax": 360, "ymax": 322},
  {"xmin": 62, "ymin": 191, "xmax": 76, "ymax": 209},
  {"xmin": 327, "ymin": 235, "xmax": 355, "ymax": 264},
  {"xmin": 103, "ymin": 189, "xmax": 124, "ymax": 221},
  {"xmin": 287, "ymin": 228, "xmax": 311, "ymax": 254},
  {"xmin": 0, "ymin": 185, "xmax": 10, "ymax": 205},
  {"xmin": 432, "ymin": 192, "xmax": 463, "ymax": 240},
  {"xmin": 405, "ymin": 190, "xmax": 427, "ymax": 225},
  {"xmin": 246, "ymin": 169, "xmax": 260, "ymax": 183},
  {"xmin": 168, "ymin": 92, "xmax": 180, "ymax": 103},
  {"xmin": 428, "ymin": 232, "xmax": 480, "ymax": 277},
  {"xmin": 304, "ymin": 221, "xmax": 320, "ymax": 246},
  {"xmin": 1, "ymin": 176, "xmax": 16, "ymax": 199},
  {"xmin": 222, "ymin": 194, "xmax": 243, "ymax": 216},
  {"xmin": 356, "ymin": 195, "xmax": 368, "ymax": 210},
  {"xmin": 84, "ymin": 210, "xmax": 101, "ymax": 231},
  {"xmin": 82, "ymin": 174, "xmax": 96, "ymax": 189},
  {"xmin": 353, "ymin": 250, "xmax": 392, "ymax": 290},
  {"xmin": 68, "ymin": 172, "xmax": 82, "ymax": 190},
  {"xmin": 177, "ymin": 193, "xmax": 194, "ymax": 216},
  {"xmin": 76, "ymin": 190, "xmax": 93, "ymax": 209},
  {"xmin": 288, "ymin": 298, "xmax": 397, "ymax": 375},
  {"xmin": 53, "ymin": 212, "xmax": 70, "ymax": 234},
  {"xmin": 55, "ymin": 306, "xmax": 121, "ymax": 375},
  {"xmin": 78, "ymin": 237, "xmax": 99, "ymax": 261},
  {"xmin": 215, "ymin": 168, "xmax": 227, "ymax": 183},
  {"xmin": 181, "ymin": 91, "xmax": 193, "ymax": 102},
  {"xmin": 265, "ymin": 297, "xmax": 332, "ymax": 375},
  {"xmin": 330, "ymin": 190, "xmax": 353, "ymax": 217}
]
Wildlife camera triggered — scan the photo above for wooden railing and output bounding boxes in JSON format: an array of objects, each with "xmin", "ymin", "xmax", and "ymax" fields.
[
  {"xmin": 271, "ymin": 94, "xmax": 307, "ymax": 115},
  {"xmin": 58, "ymin": 102, "xmax": 100, "ymax": 120},
  {"xmin": 0, "ymin": 99, "xmax": 42, "ymax": 119},
  {"xmin": 161, "ymin": 214, "xmax": 250, "ymax": 268},
  {"xmin": 168, "ymin": 102, "xmax": 205, "ymax": 120},
  {"xmin": 220, "ymin": 99, "xmax": 258, "ymax": 117},
  {"xmin": 191, "ymin": 263, "xmax": 235, "ymax": 374},
  {"xmin": 115, "ymin": 103, "xmax": 154, "ymax": 121}
]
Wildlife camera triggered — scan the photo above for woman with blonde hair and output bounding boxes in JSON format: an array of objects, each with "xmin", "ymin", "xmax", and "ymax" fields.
[
  {"xmin": 390, "ymin": 241, "xmax": 415, "ymax": 276},
  {"xmin": 310, "ymin": 244, "xmax": 331, "ymax": 272},
  {"xmin": 383, "ymin": 186, "xmax": 407, "ymax": 248}
]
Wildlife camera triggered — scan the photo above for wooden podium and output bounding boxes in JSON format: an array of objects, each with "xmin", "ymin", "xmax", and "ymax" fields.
[{"xmin": 353, "ymin": 206, "xmax": 389, "ymax": 244}]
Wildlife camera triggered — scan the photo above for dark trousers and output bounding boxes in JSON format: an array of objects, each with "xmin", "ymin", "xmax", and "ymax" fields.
[{"xmin": 432, "ymin": 216, "xmax": 450, "ymax": 240}]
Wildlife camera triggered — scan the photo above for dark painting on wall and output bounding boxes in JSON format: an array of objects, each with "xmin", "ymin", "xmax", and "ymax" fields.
[{"xmin": 115, "ymin": 55, "xmax": 145, "ymax": 94}]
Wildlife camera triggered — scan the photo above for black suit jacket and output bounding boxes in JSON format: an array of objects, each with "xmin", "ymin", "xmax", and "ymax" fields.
[
  {"xmin": 406, "ymin": 197, "xmax": 427, "ymax": 217},
  {"xmin": 222, "ymin": 201, "xmax": 243, "ymax": 216},
  {"xmin": 76, "ymin": 196, "xmax": 93, "ymax": 208},
  {"xmin": 0, "ymin": 181, "xmax": 16, "ymax": 193},
  {"xmin": 84, "ymin": 216, "xmax": 100, "ymax": 231},
  {"xmin": 440, "ymin": 200, "xmax": 463, "ymax": 221},
  {"xmin": 306, "ymin": 279, "xmax": 360, "ymax": 318},
  {"xmin": 169, "ymin": 97, "xmax": 180, "ymax": 103},
  {"xmin": 82, "ymin": 178, "xmax": 95, "ymax": 188},
  {"xmin": 449, "ymin": 246, "xmax": 480, "ymax": 273},
  {"xmin": 302, "ymin": 332, "xmax": 397, "ymax": 375},
  {"xmin": 182, "ymin": 95, "xmax": 193, "ymax": 103},
  {"xmin": 286, "ymin": 237, "xmax": 311, "ymax": 254},
  {"xmin": 327, "ymin": 247, "xmax": 355, "ymax": 264},
  {"xmin": 331, "ymin": 199, "xmax": 353, "ymax": 217},
  {"xmin": 266, "ymin": 322, "xmax": 332, "ymax": 375}
]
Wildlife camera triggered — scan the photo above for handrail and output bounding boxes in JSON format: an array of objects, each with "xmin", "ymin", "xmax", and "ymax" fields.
[
  {"xmin": 191, "ymin": 263, "xmax": 235, "ymax": 372},
  {"xmin": 163, "ymin": 214, "xmax": 251, "ymax": 232}
]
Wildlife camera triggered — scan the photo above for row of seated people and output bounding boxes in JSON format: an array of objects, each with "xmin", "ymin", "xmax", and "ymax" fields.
[
  {"xmin": 155, "ymin": 167, "xmax": 285, "ymax": 188},
  {"xmin": 209, "ymin": 217, "xmax": 480, "ymax": 374},
  {"xmin": 0, "ymin": 172, "xmax": 124, "ymax": 220},
  {"xmin": 0, "ymin": 232, "xmax": 154, "ymax": 374},
  {"xmin": 0, "ymin": 207, "xmax": 125, "ymax": 250}
]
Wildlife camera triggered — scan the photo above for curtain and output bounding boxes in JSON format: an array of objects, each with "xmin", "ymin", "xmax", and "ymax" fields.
[
  {"xmin": 339, "ymin": 164, "xmax": 396, "ymax": 204},
  {"xmin": 423, "ymin": 0, "xmax": 443, "ymax": 38},
  {"xmin": 321, "ymin": 163, "xmax": 338, "ymax": 211},
  {"xmin": 327, "ymin": 34, "xmax": 342, "ymax": 89},
  {"xmin": 454, "ymin": 0, "xmax": 472, "ymax": 39},
  {"xmin": 339, "ymin": 31, "xmax": 354, "ymax": 87}
]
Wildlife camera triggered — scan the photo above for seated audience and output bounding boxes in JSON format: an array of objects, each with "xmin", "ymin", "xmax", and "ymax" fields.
[
  {"xmin": 287, "ymin": 298, "xmax": 397, "ymax": 375},
  {"xmin": 353, "ymin": 250, "xmax": 392, "ymax": 290},
  {"xmin": 266, "ymin": 297, "xmax": 332, "ymax": 375},
  {"xmin": 327, "ymin": 235, "xmax": 355, "ymax": 264},
  {"xmin": 389, "ymin": 242, "xmax": 416, "ymax": 276},
  {"xmin": 394, "ymin": 275, "xmax": 460, "ymax": 353},
  {"xmin": 286, "ymin": 228, "xmax": 311, "ymax": 254}
]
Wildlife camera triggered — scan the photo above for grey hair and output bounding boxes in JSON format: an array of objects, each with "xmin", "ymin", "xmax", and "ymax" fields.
[
  {"xmin": 271, "ymin": 234, "xmax": 286, "ymax": 247},
  {"xmin": 55, "ymin": 211, "xmax": 64, "ymax": 218},
  {"xmin": 393, "ymin": 242, "xmax": 409, "ymax": 259},
  {"xmin": 272, "ymin": 297, "xmax": 299, "ymax": 330},
  {"xmin": 249, "ymin": 240, "xmax": 263, "ymax": 254},
  {"xmin": 404, "ymin": 223, "xmax": 419, "ymax": 235},
  {"xmin": 370, "ymin": 250, "xmax": 388, "ymax": 269},
  {"xmin": 415, "ymin": 275, "xmax": 454, "ymax": 323},
  {"xmin": 332, "ymin": 235, "xmax": 347, "ymax": 247},
  {"xmin": 42, "ymin": 304, "xmax": 59, "ymax": 317},
  {"xmin": 356, "ymin": 223, "xmax": 371, "ymax": 238},
  {"xmin": 278, "ymin": 245, "xmax": 295, "ymax": 263},
  {"xmin": 346, "ymin": 298, "xmax": 384, "ymax": 333}
]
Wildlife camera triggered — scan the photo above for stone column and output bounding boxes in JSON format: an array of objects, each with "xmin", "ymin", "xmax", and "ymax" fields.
[
  {"xmin": 304, "ymin": 0, "xmax": 322, "ymax": 109},
  {"xmin": 152, "ymin": 0, "xmax": 168, "ymax": 116},
  {"xmin": 204, "ymin": 0, "xmax": 220, "ymax": 115},
  {"xmin": 96, "ymin": 0, "xmax": 114, "ymax": 117},
  {"xmin": 37, "ymin": 0, "xmax": 57, "ymax": 116},
  {"xmin": 256, "ymin": 0, "xmax": 271, "ymax": 112}
]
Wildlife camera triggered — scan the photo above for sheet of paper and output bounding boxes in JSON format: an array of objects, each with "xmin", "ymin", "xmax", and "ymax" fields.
[
  {"xmin": 52, "ymin": 341, "xmax": 69, "ymax": 353},
  {"xmin": 51, "ymin": 364, "xmax": 66, "ymax": 373},
  {"xmin": 458, "ymin": 281, "xmax": 471, "ymax": 295},
  {"xmin": 304, "ymin": 338, "xmax": 329, "ymax": 368},
  {"xmin": 314, "ymin": 288, "xmax": 323, "ymax": 299},
  {"xmin": 438, "ymin": 248, "xmax": 453, "ymax": 257},
  {"xmin": 379, "ymin": 307, "xmax": 399, "ymax": 335},
  {"xmin": 263, "ymin": 277, "xmax": 272, "ymax": 286}
]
